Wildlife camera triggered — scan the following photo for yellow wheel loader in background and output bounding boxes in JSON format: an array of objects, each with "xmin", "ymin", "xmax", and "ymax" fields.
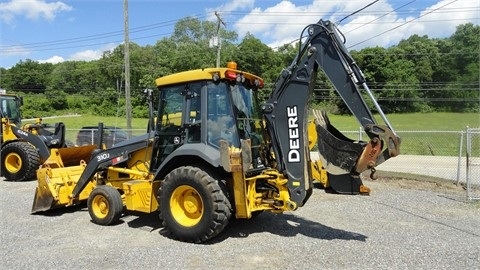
[
  {"xmin": 31, "ymin": 19, "xmax": 400, "ymax": 243},
  {"xmin": 0, "ymin": 91, "xmax": 85, "ymax": 182}
]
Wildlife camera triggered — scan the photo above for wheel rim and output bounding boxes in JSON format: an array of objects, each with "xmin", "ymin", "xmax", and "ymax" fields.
[
  {"xmin": 91, "ymin": 195, "xmax": 109, "ymax": 219},
  {"xmin": 170, "ymin": 185, "xmax": 203, "ymax": 227},
  {"xmin": 5, "ymin": 152, "xmax": 22, "ymax": 173}
]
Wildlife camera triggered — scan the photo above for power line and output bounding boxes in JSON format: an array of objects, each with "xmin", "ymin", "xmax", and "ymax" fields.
[
  {"xmin": 337, "ymin": 0, "xmax": 380, "ymax": 24},
  {"xmin": 343, "ymin": 0, "xmax": 417, "ymax": 34},
  {"xmin": 1, "ymin": 5, "xmax": 475, "ymax": 51},
  {"xmin": 0, "ymin": 15, "xmax": 205, "ymax": 50},
  {"xmin": 347, "ymin": 0, "xmax": 460, "ymax": 49},
  {"xmin": 229, "ymin": 16, "xmax": 479, "ymax": 26},
  {"xmin": 223, "ymin": 6, "xmax": 475, "ymax": 16}
]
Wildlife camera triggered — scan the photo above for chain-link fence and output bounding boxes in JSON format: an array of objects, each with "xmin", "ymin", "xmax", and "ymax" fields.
[
  {"xmin": 465, "ymin": 127, "xmax": 480, "ymax": 201},
  {"xmin": 343, "ymin": 128, "xmax": 480, "ymax": 200},
  {"xmin": 62, "ymin": 127, "xmax": 480, "ymax": 200},
  {"xmin": 64, "ymin": 128, "xmax": 147, "ymax": 147},
  {"xmin": 339, "ymin": 130, "xmax": 459, "ymax": 177}
]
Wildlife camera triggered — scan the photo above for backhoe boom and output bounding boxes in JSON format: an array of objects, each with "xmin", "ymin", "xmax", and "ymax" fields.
[{"xmin": 263, "ymin": 19, "xmax": 400, "ymax": 205}]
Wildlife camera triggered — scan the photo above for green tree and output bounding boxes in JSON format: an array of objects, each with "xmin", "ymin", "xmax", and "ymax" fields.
[
  {"xmin": 450, "ymin": 23, "xmax": 480, "ymax": 74},
  {"xmin": 233, "ymin": 33, "xmax": 272, "ymax": 75},
  {"xmin": 5, "ymin": 60, "xmax": 53, "ymax": 93},
  {"xmin": 448, "ymin": 23, "xmax": 479, "ymax": 112},
  {"xmin": 232, "ymin": 33, "xmax": 286, "ymax": 102},
  {"xmin": 4, "ymin": 17, "xmax": 478, "ymax": 115},
  {"xmin": 169, "ymin": 17, "xmax": 239, "ymax": 71},
  {"xmin": 429, "ymin": 24, "xmax": 479, "ymax": 112},
  {"xmin": 153, "ymin": 38, "xmax": 178, "ymax": 77},
  {"xmin": 397, "ymin": 35, "xmax": 439, "ymax": 82},
  {"xmin": 98, "ymin": 45, "xmax": 124, "ymax": 92},
  {"xmin": 45, "ymin": 89, "xmax": 68, "ymax": 110},
  {"xmin": 49, "ymin": 61, "xmax": 81, "ymax": 94},
  {"xmin": 0, "ymin": 67, "xmax": 9, "ymax": 89}
]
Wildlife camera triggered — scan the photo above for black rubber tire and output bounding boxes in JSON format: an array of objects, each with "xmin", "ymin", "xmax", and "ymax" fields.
[
  {"xmin": 1, "ymin": 142, "xmax": 41, "ymax": 181},
  {"xmin": 87, "ymin": 185, "xmax": 123, "ymax": 226},
  {"xmin": 158, "ymin": 166, "xmax": 232, "ymax": 243}
]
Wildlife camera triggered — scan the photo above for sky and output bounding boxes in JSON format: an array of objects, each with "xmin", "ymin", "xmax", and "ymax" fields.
[{"xmin": 0, "ymin": 0, "xmax": 478, "ymax": 69}]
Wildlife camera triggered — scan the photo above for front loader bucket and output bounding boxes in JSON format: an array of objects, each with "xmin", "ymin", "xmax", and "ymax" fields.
[
  {"xmin": 32, "ymin": 145, "xmax": 98, "ymax": 213},
  {"xmin": 312, "ymin": 110, "xmax": 367, "ymax": 194},
  {"xmin": 32, "ymin": 164, "xmax": 88, "ymax": 213},
  {"xmin": 45, "ymin": 145, "xmax": 97, "ymax": 168}
]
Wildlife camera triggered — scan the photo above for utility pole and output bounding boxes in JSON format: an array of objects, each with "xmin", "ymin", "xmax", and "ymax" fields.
[
  {"xmin": 123, "ymin": 0, "xmax": 132, "ymax": 134},
  {"xmin": 214, "ymin": 11, "xmax": 226, "ymax": 68}
]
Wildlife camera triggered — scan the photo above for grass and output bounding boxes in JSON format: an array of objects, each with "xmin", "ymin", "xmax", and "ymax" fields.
[
  {"xmin": 28, "ymin": 112, "xmax": 480, "ymax": 131},
  {"xmin": 22, "ymin": 115, "xmax": 150, "ymax": 143},
  {"xmin": 325, "ymin": 112, "xmax": 480, "ymax": 131},
  {"xmin": 24, "ymin": 112, "xmax": 479, "ymax": 156},
  {"xmin": 325, "ymin": 112, "xmax": 479, "ymax": 156},
  {"xmin": 24, "ymin": 115, "xmax": 149, "ymax": 130}
]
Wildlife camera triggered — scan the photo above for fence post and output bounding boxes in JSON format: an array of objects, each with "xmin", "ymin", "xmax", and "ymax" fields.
[
  {"xmin": 456, "ymin": 130, "xmax": 464, "ymax": 186},
  {"xmin": 358, "ymin": 126, "xmax": 363, "ymax": 141},
  {"xmin": 465, "ymin": 127, "xmax": 480, "ymax": 201},
  {"xmin": 466, "ymin": 126, "xmax": 471, "ymax": 200}
]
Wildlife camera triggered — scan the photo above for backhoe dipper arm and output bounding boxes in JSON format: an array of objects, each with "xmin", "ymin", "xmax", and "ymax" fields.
[{"xmin": 262, "ymin": 19, "xmax": 400, "ymax": 206}]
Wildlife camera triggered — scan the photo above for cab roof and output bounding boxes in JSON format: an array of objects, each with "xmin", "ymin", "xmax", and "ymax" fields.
[{"xmin": 155, "ymin": 67, "xmax": 264, "ymax": 89}]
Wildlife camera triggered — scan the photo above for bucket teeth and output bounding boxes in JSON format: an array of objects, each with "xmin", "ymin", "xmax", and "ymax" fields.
[{"xmin": 312, "ymin": 109, "xmax": 328, "ymax": 128}]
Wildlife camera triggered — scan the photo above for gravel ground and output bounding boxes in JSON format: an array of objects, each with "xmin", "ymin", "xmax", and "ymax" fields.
[{"xmin": 1, "ymin": 175, "xmax": 479, "ymax": 270}]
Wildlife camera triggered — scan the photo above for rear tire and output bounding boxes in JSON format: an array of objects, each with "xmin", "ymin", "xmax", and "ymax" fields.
[
  {"xmin": 1, "ymin": 142, "xmax": 40, "ymax": 181},
  {"xmin": 88, "ymin": 185, "xmax": 123, "ymax": 225},
  {"xmin": 158, "ymin": 166, "xmax": 232, "ymax": 243}
]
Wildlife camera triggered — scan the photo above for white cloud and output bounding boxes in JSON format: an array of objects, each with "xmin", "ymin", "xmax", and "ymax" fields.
[
  {"xmin": 69, "ymin": 49, "xmax": 103, "ymax": 62},
  {"xmin": 0, "ymin": 0, "xmax": 72, "ymax": 24},
  {"xmin": 69, "ymin": 43, "xmax": 117, "ymax": 62},
  {"xmin": 207, "ymin": 0, "xmax": 255, "ymax": 21},
  {"xmin": 414, "ymin": 0, "xmax": 478, "ymax": 37},
  {"xmin": 228, "ymin": 0, "xmax": 479, "ymax": 49},
  {"xmin": 232, "ymin": 0, "xmax": 343, "ymax": 47},
  {"xmin": 36, "ymin": 43, "xmax": 117, "ymax": 65},
  {"xmin": 340, "ymin": 0, "xmax": 479, "ymax": 49},
  {"xmin": 38, "ymin": 55, "xmax": 65, "ymax": 64}
]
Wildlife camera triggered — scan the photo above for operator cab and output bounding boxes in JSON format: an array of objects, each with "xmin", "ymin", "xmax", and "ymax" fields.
[
  {"xmin": 0, "ymin": 94, "xmax": 22, "ymax": 125},
  {"xmin": 153, "ymin": 62, "xmax": 265, "ymax": 169}
]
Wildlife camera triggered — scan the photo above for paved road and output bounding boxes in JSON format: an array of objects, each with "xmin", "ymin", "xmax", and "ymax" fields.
[
  {"xmin": 376, "ymin": 154, "xmax": 480, "ymax": 183},
  {"xmin": 311, "ymin": 153, "xmax": 480, "ymax": 185},
  {"xmin": 1, "ymin": 175, "xmax": 479, "ymax": 269}
]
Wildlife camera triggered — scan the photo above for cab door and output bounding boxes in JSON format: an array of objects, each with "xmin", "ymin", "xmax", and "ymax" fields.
[{"xmin": 151, "ymin": 82, "xmax": 203, "ymax": 167}]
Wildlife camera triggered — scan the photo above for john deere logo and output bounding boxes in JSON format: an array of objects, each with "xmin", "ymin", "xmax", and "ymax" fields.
[{"xmin": 287, "ymin": 106, "xmax": 300, "ymax": 163}]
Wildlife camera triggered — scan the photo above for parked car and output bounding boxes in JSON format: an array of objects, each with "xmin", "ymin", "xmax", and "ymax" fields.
[{"xmin": 76, "ymin": 126, "xmax": 129, "ymax": 148}]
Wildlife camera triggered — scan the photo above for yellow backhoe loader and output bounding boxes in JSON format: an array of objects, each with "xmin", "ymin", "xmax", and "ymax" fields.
[
  {"xmin": 31, "ymin": 19, "xmax": 400, "ymax": 243},
  {"xmin": 0, "ymin": 91, "xmax": 88, "ymax": 181}
]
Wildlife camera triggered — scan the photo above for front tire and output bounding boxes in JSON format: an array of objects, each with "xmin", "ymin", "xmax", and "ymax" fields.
[
  {"xmin": 158, "ymin": 166, "xmax": 232, "ymax": 243},
  {"xmin": 87, "ymin": 185, "xmax": 123, "ymax": 225},
  {"xmin": 1, "ymin": 142, "xmax": 40, "ymax": 181}
]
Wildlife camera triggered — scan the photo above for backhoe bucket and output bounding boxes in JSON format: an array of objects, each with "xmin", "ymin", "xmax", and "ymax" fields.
[
  {"xmin": 32, "ymin": 145, "xmax": 98, "ymax": 213},
  {"xmin": 312, "ymin": 110, "xmax": 367, "ymax": 194}
]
